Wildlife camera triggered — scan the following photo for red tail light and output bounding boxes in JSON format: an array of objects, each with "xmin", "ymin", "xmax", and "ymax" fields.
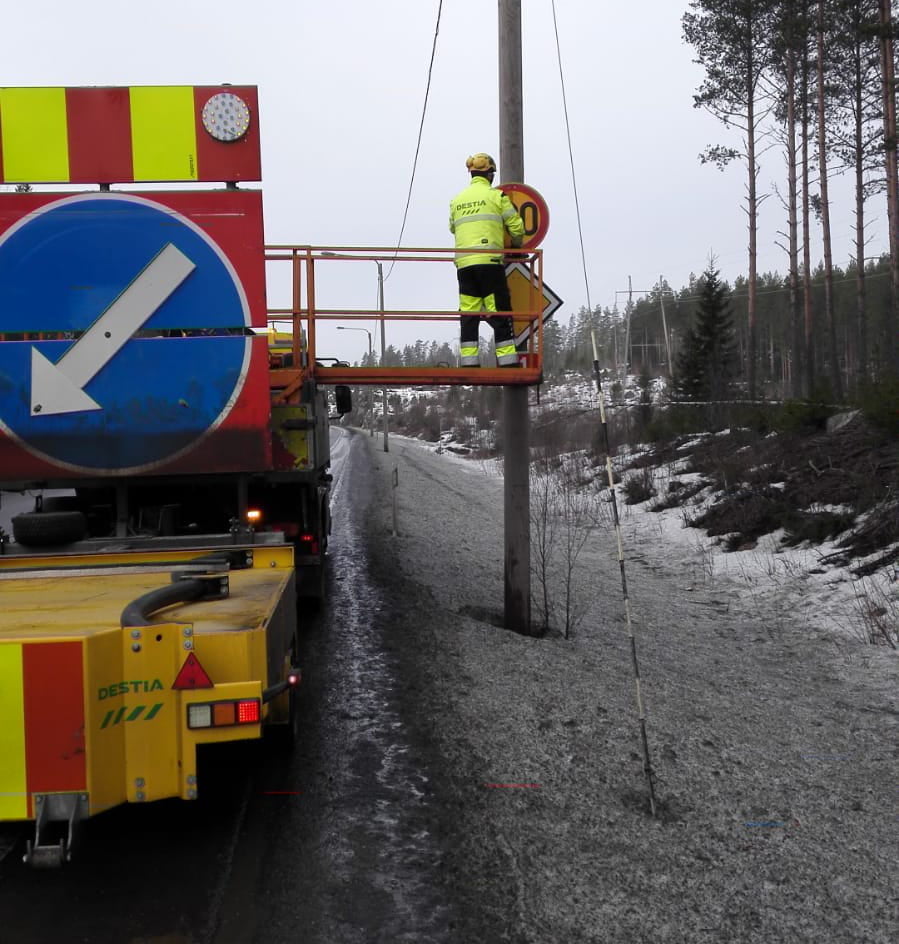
[
  {"xmin": 186, "ymin": 698, "xmax": 261, "ymax": 729},
  {"xmin": 237, "ymin": 699, "xmax": 261, "ymax": 724},
  {"xmin": 298, "ymin": 532, "xmax": 320, "ymax": 555}
]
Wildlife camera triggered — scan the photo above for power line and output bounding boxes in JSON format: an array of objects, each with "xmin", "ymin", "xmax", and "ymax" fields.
[
  {"xmin": 552, "ymin": 0, "xmax": 656, "ymax": 816},
  {"xmin": 551, "ymin": 0, "xmax": 591, "ymax": 314},
  {"xmin": 385, "ymin": 0, "xmax": 443, "ymax": 281},
  {"xmin": 615, "ymin": 268, "xmax": 892, "ymax": 307}
]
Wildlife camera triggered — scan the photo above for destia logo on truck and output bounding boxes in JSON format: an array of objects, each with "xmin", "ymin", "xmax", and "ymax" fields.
[{"xmin": 98, "ymin": 679, "xmax": 164, "ymax": 699}]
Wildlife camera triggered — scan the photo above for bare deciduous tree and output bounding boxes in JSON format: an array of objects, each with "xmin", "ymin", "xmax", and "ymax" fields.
[
  {"xmin": 530, "ymin": 458, "xmax": 557, "ymax": 634},
  {"xmin": 529, "ymin": 452, "xmax": 596, "ymax": 639}
]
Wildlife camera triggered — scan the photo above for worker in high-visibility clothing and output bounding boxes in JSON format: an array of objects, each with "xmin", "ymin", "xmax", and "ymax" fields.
[{"xmin": 449, "ymin": 153, "xmax": 525, "ymax": 367}]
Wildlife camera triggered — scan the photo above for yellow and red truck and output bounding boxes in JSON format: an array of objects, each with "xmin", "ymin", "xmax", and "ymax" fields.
[{"xmin": 0, "ymin": 85, "xmax": 348, "ymax": 865}]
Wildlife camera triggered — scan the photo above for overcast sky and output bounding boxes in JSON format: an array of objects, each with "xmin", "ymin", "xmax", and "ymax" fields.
[{"xmin": 4, "ymin": 1, "xmax": 888, "ymax": 360}]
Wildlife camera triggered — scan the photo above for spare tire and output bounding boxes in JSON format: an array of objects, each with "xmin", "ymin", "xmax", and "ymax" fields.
[{"xmin": 12, "ymin": 511, "xmax": 87, "ymax": 547}]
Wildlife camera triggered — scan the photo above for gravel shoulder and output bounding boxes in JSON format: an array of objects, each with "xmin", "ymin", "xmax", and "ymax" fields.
[{"xmin": 362, "ymin": 433, "xmax": 898, "ymax": 944}]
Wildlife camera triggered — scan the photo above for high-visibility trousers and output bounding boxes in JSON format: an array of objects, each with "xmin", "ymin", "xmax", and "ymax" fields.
[{"xmin": 457, "ymin": 264, "xmax": 518, "ymax": 366}]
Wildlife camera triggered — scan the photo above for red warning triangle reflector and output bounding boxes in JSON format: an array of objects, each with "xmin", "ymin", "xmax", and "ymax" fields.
[{"xmin": 172, "ymin": 652, "xmax": 214, "ymax": 690}]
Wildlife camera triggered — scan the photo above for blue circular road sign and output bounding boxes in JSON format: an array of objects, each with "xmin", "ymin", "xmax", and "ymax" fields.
[{"xmin": 0, "ymin": 194, "xmax": 252, "ymax": 473}]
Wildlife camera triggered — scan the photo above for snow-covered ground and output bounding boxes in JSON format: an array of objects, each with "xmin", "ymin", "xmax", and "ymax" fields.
[
  {"xmin": 419, "ymin": 423, "xmax": 899, "ymax": 650},
  {"xmin": 360, "ymin": 430, "xmax": 897, "ymax": 943},
  {"xmin": 618, "ymin": 464, "xmax": 898, "ymax": 651}
]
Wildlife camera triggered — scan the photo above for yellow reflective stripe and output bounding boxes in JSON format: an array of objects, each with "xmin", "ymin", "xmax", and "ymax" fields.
[
  {"xmin": 459, "ymin": 294, "xmax": 484, "ymax": 314},
  {"xmin": 456, "ymin": 243, "xmax": 503, "ymax": 256},
  {"xmin": 130, "ymin": 86, "xmax": 197, "ymax": 181},
  {"xmin": 0, "ymin": 87, "xmax": 69, "ymax": 182},
  {"xmin": 455, "ymin": 252, "xmax": 503, "ymax": 268},
  {"xmin": 454, "ymin": 213, "xmax": 503, "ymax": 225},
  {"xmin": 0, "ymin": 644, "xmax": 27, "ymax": 819}
]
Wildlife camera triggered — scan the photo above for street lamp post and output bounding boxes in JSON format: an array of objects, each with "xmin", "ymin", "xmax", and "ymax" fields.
[
  {"xmin": 337, "ymin": 325, "xmax": 374, "ymax": 436},
  {"xmin": 376, "ymin": 261, "xmax": 388, "ymax": 453},
  {"xmin": 321, "ymin": 251, "xmax": 388, "ymax": 451}
]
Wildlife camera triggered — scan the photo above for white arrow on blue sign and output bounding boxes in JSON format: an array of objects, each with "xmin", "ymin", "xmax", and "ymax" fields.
[
  {"xmin": 0, "ymin": 193, "xmax": 253, "ymax": 474},
  {"xmin": 30, "ymin": 242, "xmax": 197, "ymax": 417}
]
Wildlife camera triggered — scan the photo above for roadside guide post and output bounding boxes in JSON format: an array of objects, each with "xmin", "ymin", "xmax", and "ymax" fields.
[
  {"xmin": 377, "ymin": 260, "xmax": 388, "ymax": 452},
  {"xmin": 392, "ymin": 466, "xmax": 399, "ymax": 536}
]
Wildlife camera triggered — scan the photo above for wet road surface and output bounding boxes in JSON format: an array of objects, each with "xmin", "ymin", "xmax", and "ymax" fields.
[
  {"xmin": 0, "ymin": 428, "xmax": 455, "ymax": 943},
  {"xmin": 213, "ymin": 427, "xmax": 453, "ymax": 944}
]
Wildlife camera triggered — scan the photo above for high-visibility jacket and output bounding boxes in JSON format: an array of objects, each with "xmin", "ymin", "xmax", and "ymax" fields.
[{"xmin": 449, "ymin": 176, "xmax": 524, "ymax": 269}]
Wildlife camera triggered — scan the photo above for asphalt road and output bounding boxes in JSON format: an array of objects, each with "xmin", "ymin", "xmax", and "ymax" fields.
[{"xmin": 0, "ymin": 427, "xmax": 453, "ymax": 944}]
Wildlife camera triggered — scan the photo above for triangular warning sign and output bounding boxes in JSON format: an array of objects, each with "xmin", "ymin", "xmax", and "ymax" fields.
[
  {"xmin": 172, "ymin": 651, "xmax": 214, "ymax": 690},
  {"xmin": 504, "ymin": 262, "xmax": 564, "ymax": 347}
]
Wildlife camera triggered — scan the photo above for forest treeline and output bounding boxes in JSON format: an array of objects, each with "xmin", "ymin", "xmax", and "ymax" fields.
[
  {"xmin": 675, "ymin": 0, "xmax": 899, "ymax": 402},
  {"xmin": 539, "ymin": 255, "xmax": 893, "ymax": 397},
  {"xmin": 553, "ymin": 0, "xmax": 899, "ymax": 404},
  {"xmin": 369, "ymin": 255, "xmax": 894, "ymax": 405}
]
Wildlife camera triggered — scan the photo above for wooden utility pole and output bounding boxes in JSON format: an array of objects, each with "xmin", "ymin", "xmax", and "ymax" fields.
[
  {"xmin": 499, "ymin": 0, "xmax": 531, "ymax": 634},
  {"xmin": 658, "ymin": 275, "xmax": 672, "ymax": 375},
  {"xmin": 625, "ymin": 275, "xmax": 633, "ymax": 372}
]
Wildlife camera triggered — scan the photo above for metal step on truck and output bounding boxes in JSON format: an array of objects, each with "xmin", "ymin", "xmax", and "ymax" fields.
[{"xmin": 0, "ymin": 84, "xmax": 351, "ymax": 865}]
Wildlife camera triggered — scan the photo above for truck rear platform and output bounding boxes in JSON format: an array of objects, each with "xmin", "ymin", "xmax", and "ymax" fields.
[{"xmin": 0, "ymin": 535, "xmax": 298, "ymax": 866}]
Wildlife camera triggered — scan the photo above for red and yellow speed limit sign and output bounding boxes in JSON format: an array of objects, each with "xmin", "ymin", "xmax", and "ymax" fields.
[{"xmin": 499, "ymin": 183, "xmax": 550, "ymax": 249}]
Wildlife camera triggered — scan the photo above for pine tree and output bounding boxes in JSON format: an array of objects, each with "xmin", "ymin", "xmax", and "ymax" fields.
[
  {"xmin": 675, "ymin": 265, "xmax": 739, "ymax": 402},
  {"xmin": 877, "ymin": 0, "xmax": 899, "ymax": 372},
  {"xmin": 683, "ymin": 0, "xmax": 777, "ymax": 398},
  {"xmin": 541, "ymin": 319, "xmax": 564, "ymax": 376},
  {"xmin": 829, "ymin": 0, "xmax": 882, "ymax": 389}
]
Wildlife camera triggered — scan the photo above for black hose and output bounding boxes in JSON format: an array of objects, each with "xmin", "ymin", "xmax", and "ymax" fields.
[{"xmin": 121, "ymin": 578, "xmax": 211, "ymax": 628}]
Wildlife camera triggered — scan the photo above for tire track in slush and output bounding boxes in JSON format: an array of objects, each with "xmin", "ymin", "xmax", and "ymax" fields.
[
  {"xmin": 203, "ymin": 428, "xmax": 455, "ymax": 943},
  {"xmin": 315, "ymin": 429, "xmax": 453, "ymax": 942},
  {"xmin": 387, "ymin": 438, "xmax": 499, "ymax": 512}
]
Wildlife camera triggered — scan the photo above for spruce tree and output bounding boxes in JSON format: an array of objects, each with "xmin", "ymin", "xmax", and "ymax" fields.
[{"xmin": 675, "ymin": 265, "xmax": 739, "ymax": 402}]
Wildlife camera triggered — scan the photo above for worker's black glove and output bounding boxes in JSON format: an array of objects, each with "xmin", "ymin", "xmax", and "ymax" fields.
[{"xmin": 506, "ymin": 251, "xmax": 529, "ymax": 262}]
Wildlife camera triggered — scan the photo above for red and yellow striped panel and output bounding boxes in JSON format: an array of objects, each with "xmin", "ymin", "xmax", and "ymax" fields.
[
  {"xmin": 0, "ymin": 85, "xmax": 261, "ymax": 184},
  {"xmin": 23, "ymin": 642, "xmax": 87, "ymax": 804},
  {"xmin": 67, "ymin": 86, "xmax": 133, "ymax": 182},
  {"xmin": 0, "ymin": 641, "xmax": 86, "ymax": 821},
  {"xmin": 0, "ymin": 644, "xmax": 27, "ymax": 819}
]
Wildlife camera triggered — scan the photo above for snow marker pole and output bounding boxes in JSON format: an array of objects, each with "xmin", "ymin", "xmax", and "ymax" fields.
[{"xmin": 591, "ymin": 330, "xmax": 657, "ymax": 818}]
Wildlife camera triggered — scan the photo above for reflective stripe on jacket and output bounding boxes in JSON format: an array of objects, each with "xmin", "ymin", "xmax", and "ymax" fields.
[{"xmin": 449, "ymin": 176, "xmax": 525, "ymax": 269}]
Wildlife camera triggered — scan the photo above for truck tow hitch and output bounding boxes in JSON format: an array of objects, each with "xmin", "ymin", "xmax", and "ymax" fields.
[{"xmin": 24, "ymin": 793, "xmax": 88, "ymax": 868}]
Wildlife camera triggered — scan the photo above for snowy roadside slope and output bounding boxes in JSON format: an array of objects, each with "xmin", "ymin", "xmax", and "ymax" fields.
[
  {"xmin": 362, "ymin": 434, "xmax": 897, "ymax": 944},
  {"xmin": 608, "ymin": 437, "xmax": 899, "ymax": 650}
]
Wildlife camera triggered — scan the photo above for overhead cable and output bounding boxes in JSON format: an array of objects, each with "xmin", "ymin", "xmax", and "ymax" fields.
[
  {"xmin": 554, "ymin": 0, "xmax": 658, "ymax": 817},
  {"xmin": 386, "ymin": 0, "xmax": 444, "ymax": 281},
  {"xmin": 551, "ymin": 0, "xmax": 591, "ymax": 312}
]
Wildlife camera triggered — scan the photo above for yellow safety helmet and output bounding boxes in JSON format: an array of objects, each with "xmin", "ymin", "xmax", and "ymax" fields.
[{"xmin": 466, "ymin": 153, "xmax": 497, "ymax": 173}]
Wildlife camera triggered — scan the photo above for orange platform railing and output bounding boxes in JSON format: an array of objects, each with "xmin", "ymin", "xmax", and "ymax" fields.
[{"xmin": 264, "ymin": 246, "xmax": 546, "ymax": 402}]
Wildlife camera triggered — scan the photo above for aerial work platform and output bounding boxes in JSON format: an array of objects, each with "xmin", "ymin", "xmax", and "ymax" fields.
[
  {"xmin": 307, "ymin": 363, "xmax": 540, "ymax": 386},
  {"xmin": 264, "ymin": 246, "xmax": 550, "ymax": 397}
]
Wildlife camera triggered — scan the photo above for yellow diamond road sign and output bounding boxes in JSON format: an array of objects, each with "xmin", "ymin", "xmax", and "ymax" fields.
[{"xmin": 505, "ymin": 262, "xmax": 564, "ymax": 346}]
